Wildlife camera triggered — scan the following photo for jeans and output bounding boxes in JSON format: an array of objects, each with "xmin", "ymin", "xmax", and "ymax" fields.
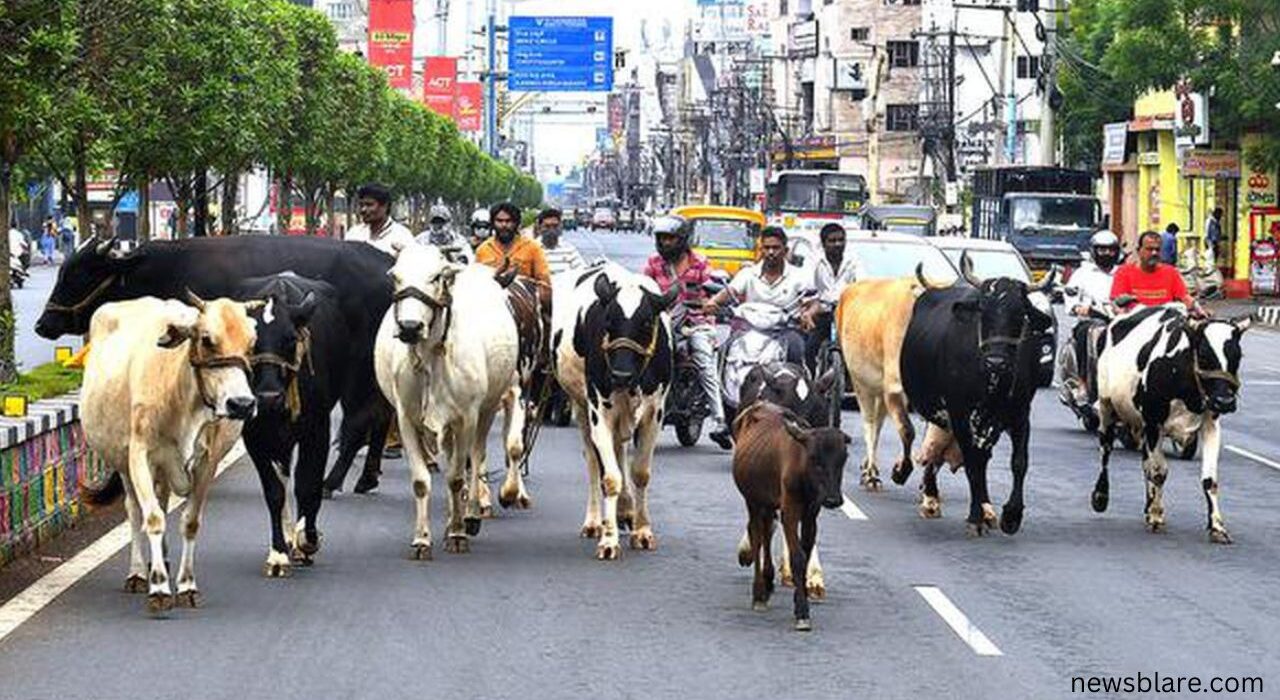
[{"xmin": 685, "ymin": 326, "xmax": 726, "ymax": 425}]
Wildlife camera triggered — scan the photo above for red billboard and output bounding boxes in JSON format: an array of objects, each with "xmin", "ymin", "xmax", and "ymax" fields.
[
  {"xmin": 456, "ymin": 82, "xmax": 482, "ymax": 132},
  {"xmin": 423, "ymin": 57, "xmax": 458, "ymax": 120},
  {"xmin": 368, "ymin": 0, "xmax": 414, "ymax": 92}
]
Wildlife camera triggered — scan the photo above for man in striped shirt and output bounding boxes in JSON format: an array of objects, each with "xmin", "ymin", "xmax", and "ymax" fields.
[{"xmin": 536, "ymin": 208, "xmax": 586, "ymax": 277}]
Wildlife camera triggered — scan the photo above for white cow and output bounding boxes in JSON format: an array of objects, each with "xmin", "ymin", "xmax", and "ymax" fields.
[
  {"xmin": 81, "ymin": 294, "xmax": 259, "ymax": 613},
  {"xmin": 375, "ymin": 244, "xmax": 522, "ymax": 559},
  {"xmin": 553, "ymin": 263, "xmax": 675, "ymax": 560}
]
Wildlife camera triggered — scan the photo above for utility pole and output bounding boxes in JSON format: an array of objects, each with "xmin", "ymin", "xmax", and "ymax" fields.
[
  {"xmin": 435, "ymin": 0, "xmax": 449, "ymax": 56},
  {"xmin": 1038, "ymin": 0, "xmax": 1056, "ymax": 165},
  {"xmin": 864, "ymin": 52, "xmax": 886, "ymax": 204},
  {"xmin": 1004, "ymin": 7, "xmax": 1018, "ymax": 163},
  {"xmin": 484, "ymin": 0, "xmax": 498, "ymax": 156},
  {"xmin": 996, "ymin": 7, "xmax": 1011, "ymax": 165}
]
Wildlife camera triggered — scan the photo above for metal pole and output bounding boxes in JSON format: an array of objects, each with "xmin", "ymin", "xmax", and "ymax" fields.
[
  {"xmin": 1004, "ymin": 9, "xmax": 1017, "ymax": 163},
  {"xmin": 486, "ymin": 7, "xmax": 498, "ymax": 156},
  {"xmin": 1038, "ymin": 0, "xmax": 1057, "ymax": 165}
]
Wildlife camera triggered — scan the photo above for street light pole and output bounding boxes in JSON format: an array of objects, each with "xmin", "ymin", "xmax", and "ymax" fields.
[{"xmin": 485, "ymin": 2, "xmax": 498, "ymax": 157}]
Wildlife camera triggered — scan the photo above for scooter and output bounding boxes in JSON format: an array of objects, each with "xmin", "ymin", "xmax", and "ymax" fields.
[
  {"xmin": 9, "ymin": 253, "xmax": 27, "ymax": 289},
  {"xmin": 1179, "ymin": 245, "xmax": 1224, "ymax": 301},
  {"xmin": 719, "ymin": 298, "xmax": 809, "ymax": 420}
]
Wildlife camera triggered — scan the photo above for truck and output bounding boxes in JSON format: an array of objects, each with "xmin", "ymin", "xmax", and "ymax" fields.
[{"xmin": 969, "ymin": 166, "xmax": 1101, "ymax": 276}]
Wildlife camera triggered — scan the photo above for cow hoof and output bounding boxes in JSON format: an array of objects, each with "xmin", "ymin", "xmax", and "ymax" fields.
[
  {"xmin": 145, "ymin": 592, "xmax": 174, "ymax": 615},
  {"xmin": 595, "ymin": 542, "xmax": 621, "ymax": 560},
  {"xmin": 352, "ymin": 475, "xmax": 380, "ymax": 494},
  {"xmin": 629, "ymin": 530, "xmax": 657, "ymax": 551},
  {"xmin": 965, "ymin": 521, "xmax": 991, "ymax": 538},
  {"xmin": 411, "ymin": 543, "xmax": 434, "ymax": 561},
  {"xmin": 807, "ymin": 581, "xmax": 826, "ymax": 600},
  {"xmin": 289, "ymin": 548, "xmax": 315, "ymax": 567},
  {"xmin": 918, "ymin": 496, "xmax": 942, "ymax": 519},
  {"xmin": 124, "ymin": 575, "xmax": 148, "ymax": 594},
  {"xmin": 444, "ymin": 536, "xmax": 470, "ymax": 554},
  {"xmin": 1209, "ymin": 528, "xmax": 1233, "ymax": 545},
  {"xmin": 1090, "ymin": 489, "xmax": 1109, "ymax": 513},
  {"xmin": 263, "ymin": 550, "xmax": 293, "ymax": 578},
  {"xmin": 516, "ymin": 494, "xmax": 532, "ymax": 510},
  {"xmin": 860, "ymin": 475, "xmax": 883, "ymax": 492},
  {"xmin": 752, "ymin": 600, "xmax": 768, "ymax": 612},
  {"xmin": 779, "ymin": 570, "xmax": 795, "ymax": 588},
  {"xmin": 981, "ymin": 503, "xmax": 998, "ymax": 528},
  {"xmin": 580, "ymin": 523, "xmax": 602, "ymax": 539},
  {"xmin": 1146, "ymin": 518, "xmax": 1165, "ymax": 533},
  {"xmin": 999, "ymin": 506, "xmax": 1023, "ymax": 535},
  {"xmin": 891, "ymin": 460, "xmax": 914, "ymax": 485},
  {"xmin": 464, "ymin": 517, "xmax": 482, "ymax": 536},
  {"xmin": 174, "ymin": 590, "xmax": 202, "ymax": 609},
  {"xmin": 794, "ymin": 618, "xmax": 813, "ymax": 632},
  {"xmin": 498, "ymin": 490, "xmax": 516, "ymax": 509},
  {"xmin": 321, "ymin": 488, "xmax": 336, "ymax": 500}
]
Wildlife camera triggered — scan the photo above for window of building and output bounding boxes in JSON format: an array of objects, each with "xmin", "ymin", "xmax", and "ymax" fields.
[
  {"xmin": 898, "ymin": 0, "xmax": 922, "ymax": 5},
  {"xmin": 850, "ymin": 27, "xmax": 869, "ymax": 42},
  {"xmin": 779, "ymin": 0, "xmax": 788, "ymax": 14},
  {"xmin": 887, "ymin": 40, "xmax": 919, "ymax": 68},
  {"xmin": 802, "ymin": 81, "xmax": 815, "ymax": 132},
  {"xmin": 1016, "ymin": 55, "xmax": 1042, "ymax": 80},
  {"xmin": 886, "ymin": 104, "xmax": 919, "ymax": 132}
]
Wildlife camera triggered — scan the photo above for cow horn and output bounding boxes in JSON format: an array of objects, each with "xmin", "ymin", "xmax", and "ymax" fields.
[
  {"xmin": 1032, "ymin": 265, "xmax": 1058, "ymax": 293},
  {"xmin": 243, "ymin": 299, "xmax": 268, "ymax": 313},
  {"xmin": 493, "ymin": 265, "xmax": 518, "ymax": 289},
  {"xmin": 95, "ymin": 235, "xmax": 118, "ymax": 256},
  {"xmin": 960, "ymin": 251, "xmax": 983, "ymax": 288},
  {"xmin": 185, "ymin": 288, "xmax": 208, "ymax": 311},
  {"xmin": 914, "ymin": 262, "xmax": 950, "ymax": 291}
]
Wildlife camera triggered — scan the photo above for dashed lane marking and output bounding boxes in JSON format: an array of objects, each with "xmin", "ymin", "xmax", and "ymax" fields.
[
  {"xmin": 839, "ymin": 494, "xmax": 869, "ymax": 521},
  {"xmin": 0, "ymin": 442, "xmax": 246, "ymax": 644},
  {"xmin": 1225, "ymin": 444, "xmax": 1280, "ymax": 473},
  {"xmin": 914, "ymin": 585, "xmax": 1004, "ymax": 657}
]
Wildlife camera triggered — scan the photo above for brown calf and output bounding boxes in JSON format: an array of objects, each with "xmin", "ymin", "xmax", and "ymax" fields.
[{"xmin": 732, "ymin": 403, "xmax": 850, "ymax": 631}]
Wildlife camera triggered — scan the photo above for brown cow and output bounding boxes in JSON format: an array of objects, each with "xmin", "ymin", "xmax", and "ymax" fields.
[
  {"xmin": 733, "ymin": 402, "xmax": 849, "ymax": 631},
  {"xmin": 836, "ymin": 278, "xmax": 920, "ymax": 491}
]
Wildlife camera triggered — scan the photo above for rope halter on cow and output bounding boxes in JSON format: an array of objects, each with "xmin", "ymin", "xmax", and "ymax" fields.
[
  {"xmin": 600, "ymin": 320, "xmax": 662, "ymax": 379},
  {"xmin": 41, "ymin": 273, "xmax": 119, "ymax": 327},
  {"xmin": 393, "ymin": 285, "xmax": 452, "ymax": 350},
  {"xmin": 187, "ymin": 332, "xmax": 254, "ymax": 413},
  {"xmin": 248, "ymin": 328, "xmax": 314, "ymax": 420}
]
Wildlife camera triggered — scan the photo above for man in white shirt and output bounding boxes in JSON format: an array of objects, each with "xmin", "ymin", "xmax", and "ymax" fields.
[
  {"xmin": 801, "ymin": 223, "xmax": 857, "ymax": 369},
  {"xmin": 536, "ymin": 208, "xmax": 586, "ymax": 276},
  {"xmin": 705, "ymin": 226, "xmax": 813, "ymax": 365},
  {"xmin": 1061, "ymin": 230, "xmax": 1122, "ymax": 405},
  {"xmin": 344, "ymin": 183, "xmax": 414, "ymax": 258}
]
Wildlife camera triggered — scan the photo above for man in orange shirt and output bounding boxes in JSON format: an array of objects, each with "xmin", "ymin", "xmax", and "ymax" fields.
[
  {"xmin": 475, "ymin": 202, "xmax": 551, "ymax": 285},
  {"xmin": 1111, "ymin": 230, "xmax": 1205, "ymax": 316}
]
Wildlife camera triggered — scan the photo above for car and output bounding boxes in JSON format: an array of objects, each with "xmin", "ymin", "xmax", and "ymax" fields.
[
  {"xmin": 789, "ymin": 228, "xmax": 959, "ymax": 284},
  {"xmin": 672, "ymin": 205, "xmax": 766, "ymax": 276},
  {"xmin": 931, "ymin": 236, "xmax": 1058, "ymax": 388},
  {"xmin": 862, "ymin": 204, "xmax": 938, "ymax": 236},
  {"xmin": 591, "ymin": 207, "xmax": 616, "ymax": 230}
]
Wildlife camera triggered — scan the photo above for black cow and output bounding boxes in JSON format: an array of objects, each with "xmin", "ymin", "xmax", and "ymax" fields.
[
  {"xmin": 901, "ymin": 253, "xmax": 1055, "ymax": 536},
  {"xmin": 234, "ymin": 274, "xmax": 345, "ymax": 576},
  {"xmin": 36, "ymin": 235, "xmax": 394, "ymax": 493},
  {"xmin": 551, "ymin": 262, "xmax": 676, "ymax": 559}
]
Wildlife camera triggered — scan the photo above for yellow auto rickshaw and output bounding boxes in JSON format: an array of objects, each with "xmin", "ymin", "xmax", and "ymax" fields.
[{"xmin": 671, "ymin": 205, "xmax": 766, "ymax": 276}]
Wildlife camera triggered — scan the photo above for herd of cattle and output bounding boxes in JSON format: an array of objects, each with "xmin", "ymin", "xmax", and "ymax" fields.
[{"xmin": 32, "ymin": 235, "xmax": 1252, "ymax": 630}]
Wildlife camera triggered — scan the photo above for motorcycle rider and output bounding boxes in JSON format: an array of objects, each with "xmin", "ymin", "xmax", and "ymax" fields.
[
  {"xmin": 1060, "ymin": 230, "xmax": 1121, "ymax": 407},
  {"xmin": 1112, "ymin": 230, "xmax": 1206, "ymax": 316},
  {"xmin": 537, "ymin": 208, "xmax": 586, "ymax": 276},
  {"xmin": 704, "ymin": 226, "xmax": 813, "ymax": 367},
  {"xmin": 415, "ymin": 203, "xmax": 473, "ymax": 264},
  {"xmin": 468, "ymin": 208, "xmax": 490, "ymax": 251},
  {"xmin": 642, "ymin": 215, "xmax": 732, "ymax": 449},
  {"xmin": 475, "ymin": 202, "xmax": 551, "ymax": 285},
  {"xmin": 800, "ymin": 222, "xmax": 857, "ymax": 371}
]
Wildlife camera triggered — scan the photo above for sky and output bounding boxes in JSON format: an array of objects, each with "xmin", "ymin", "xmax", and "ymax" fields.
[{"xmin": 421, "ymin": 0, "xmax": 694, "ymax": 180}]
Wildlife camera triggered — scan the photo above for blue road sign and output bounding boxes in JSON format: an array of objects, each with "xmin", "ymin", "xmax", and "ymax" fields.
[{"xmin": 509, "ymin": 16, "xmax": 613, "ymax": 92}]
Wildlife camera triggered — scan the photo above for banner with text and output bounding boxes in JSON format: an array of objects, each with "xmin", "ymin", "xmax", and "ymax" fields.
[
  {"xmin": 456, "ymin": 82, "xmax": 482, "ymax": 132},
  {"xmin": 368, "ymin": 0, "xmax": 414, "ymax": 92},
  {"xmin": 423, "ymin": 57, "xmax": 459, "ymax": 120}
]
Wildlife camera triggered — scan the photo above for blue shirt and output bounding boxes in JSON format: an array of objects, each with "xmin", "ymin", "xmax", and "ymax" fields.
[{"xmin": 1160, "ymin": 231, "xmax": 1177, "ymax": 264}]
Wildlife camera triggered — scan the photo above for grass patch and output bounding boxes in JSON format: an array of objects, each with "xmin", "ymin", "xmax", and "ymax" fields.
[{"xmin": 0, "ymin": 362, "xmax": 84, "ymax": 404}]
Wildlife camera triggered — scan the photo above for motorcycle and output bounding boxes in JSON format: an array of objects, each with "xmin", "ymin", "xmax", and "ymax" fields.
[
  {"xmin": 662, "ymin": 276, "xmax": 728, "ymax": 447},
  {"xmin": 719, "ymin": 296, "xmax": 811, "ymax": 420},
  {"xmin": 9, "ymin": 251, "xmax": 27, "ymax": 289},
  {"xmin": 1179, "ymin": 244, "xmax": 1224, "ymax": 301}
]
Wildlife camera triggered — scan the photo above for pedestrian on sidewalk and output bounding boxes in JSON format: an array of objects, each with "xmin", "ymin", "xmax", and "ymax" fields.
[
  {"xmin": 1160, "ymin": 223, "xmax": 1179, "ymax": 265},
  {"xmin": 39, "ymin": 219, "xmax": 57, "ymax": 265},
  {"xmin": 1205, "ymin": 207, "xmax": 1224, "ymax": 260}
]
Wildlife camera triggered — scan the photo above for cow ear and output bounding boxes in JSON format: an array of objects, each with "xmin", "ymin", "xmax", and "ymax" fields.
[
  {"xmin": 290, "ymin": 291, "xmax": 319, "ymax": 328},
  {"xmin": 594, "ymin": 273, "xmax": 619, "ymax": 304},
  {"xmin": 651, "ymin": 283, "xmax": 679, "ymax": 312},
  {"xmin": 814, "ymin": 366, "xmax": 839, "ymax": 395},
  {"xmin": 1233, "ymin": 314, "xmax": 1254, "ymax": 334},
  {"xmin": 494, "ymin": 266, "xmax": 518, "ymax": 289},
  {"xmin": 157, "ymin": 322, "xmax": 195, "ymax": 349},
  {"xmin": 783, "ymin": 418, "xmax": 811, "ymax": 446},
  {"xmin": 952, "ymin": 298, "xmax": 979, "ymax": 314}
]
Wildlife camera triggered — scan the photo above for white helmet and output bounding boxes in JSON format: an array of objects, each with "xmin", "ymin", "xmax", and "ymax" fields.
[
  {"xmin": 470, "ymin": 208, "xmax": 490, "ymax": 229},
  {"xmin": 1090, "ymin": 230, "xmax": 1120, "ymax": 248},
  {"xmin": 429, "ymin": 204, "xmax": 451, "ymax": 224}
]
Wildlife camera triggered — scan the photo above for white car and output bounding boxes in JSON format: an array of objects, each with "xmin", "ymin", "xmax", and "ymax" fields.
[{"xmin": 789, "ymin": 228, "xmax": 959, "ymax": 283}]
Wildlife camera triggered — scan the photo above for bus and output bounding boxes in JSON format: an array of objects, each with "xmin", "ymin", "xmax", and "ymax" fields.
[{"xmin": 764, "ymin": 170, "xmax": 869, "ymax": 239}]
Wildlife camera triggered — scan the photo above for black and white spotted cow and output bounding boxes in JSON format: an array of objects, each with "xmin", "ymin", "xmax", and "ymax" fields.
[
  {"xmin": 552, "ymin": 262, "xmax": 676, "ymax": 560},
  {"xmin": 1092, "ymin": 305, "xmax": 1252, "ymax": 543}
]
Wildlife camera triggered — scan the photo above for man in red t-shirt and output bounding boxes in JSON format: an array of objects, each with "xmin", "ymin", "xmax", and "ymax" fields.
[{"xmin": 1111, "ymin": 230, "xmax": 1205, "ymax": 315}]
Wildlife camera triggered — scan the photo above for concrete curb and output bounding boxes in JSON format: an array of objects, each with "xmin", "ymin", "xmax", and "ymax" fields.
[{"xmin": 1258, "ymin": 306, "xmax": 1280, "ymax": 327}]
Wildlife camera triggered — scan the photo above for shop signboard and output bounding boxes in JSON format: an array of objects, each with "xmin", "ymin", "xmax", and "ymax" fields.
[
  {"xmin": 1251, "ymin": 237, "xmax": 1278, "ymax": 296},
  {"xmin": 368, "ymin": 0, "xmax": 414, "ymax": 92},
  {"xmin": 1246, "ymin": 168, "xmax": 1277, "ymax": 208},
  {"xmin": 1102, "ymin": 122, "xmax": 1128, "ymax": 165},
  {"xmin": 1181, "ymin": 150, "xmax": 1241, "ymax": 179}
]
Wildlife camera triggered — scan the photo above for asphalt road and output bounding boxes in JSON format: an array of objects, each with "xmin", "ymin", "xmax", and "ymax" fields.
[
  {"xmin": 13, "ymin": 262, "xmax": 80, "ymax": 371},
  {"xmin": 3, "ymin": 231, "xmax": 1279, "ymax": 699}
]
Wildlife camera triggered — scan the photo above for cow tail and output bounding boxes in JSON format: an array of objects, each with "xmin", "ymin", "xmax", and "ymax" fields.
[{"xmin": 81, "ymin": 472, "xmax": 125, "ymax": 508}]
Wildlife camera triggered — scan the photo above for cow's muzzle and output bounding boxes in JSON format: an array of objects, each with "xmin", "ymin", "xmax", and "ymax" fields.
[
  {"xmin": 822, "ymin": 493, "xmax": 845, "ymax": 510},
  {"xmin": 225, "ymin": 396, "xmax": 257, "ymax": 421},
  {"xmin": 397, "ymin": 320, "xmax": 424, "ymax": 343},
  {"xmin": 1209, "ymin": 394, "xmax": 1238, "ymax": 415}
]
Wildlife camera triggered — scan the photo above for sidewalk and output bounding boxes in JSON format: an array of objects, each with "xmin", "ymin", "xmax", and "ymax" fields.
[{"xmin": 1205, "ymin": 296, "xmax": 1280, "ymax": 327}]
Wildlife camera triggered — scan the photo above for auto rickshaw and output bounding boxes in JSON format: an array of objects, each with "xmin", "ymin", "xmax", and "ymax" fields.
[{"xmin": 671, "ymin": 205, "xmax": 766, "ymax": 275}]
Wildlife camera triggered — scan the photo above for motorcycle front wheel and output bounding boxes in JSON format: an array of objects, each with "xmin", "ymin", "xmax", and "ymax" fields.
[{"xmin": 675, "ymin": 417, "xmax": 704, "ymax": 447}]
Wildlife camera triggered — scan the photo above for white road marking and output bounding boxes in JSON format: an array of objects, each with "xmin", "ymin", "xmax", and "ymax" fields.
[
  {"xmin": 1259, "ymin": 365, "xmax": 1280, "ymax": 375},
  {"xmin": 839, "ymin": 494, "xmax": 868, "ymax": 521},
  {"xmin": 1225, "ymin": 444, "xmax": 1280, "ymax": 473},
  {"xmin": 914, "ymin": 585, "xmax": 1004, "ymax": 657},
  {"xmin": 0, "ymin": 441, "xmax": 246, "ymax": 644},
  {"xmin": 1244, "ymin": 380, "xmax": 1280, "ymax": 386}
]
